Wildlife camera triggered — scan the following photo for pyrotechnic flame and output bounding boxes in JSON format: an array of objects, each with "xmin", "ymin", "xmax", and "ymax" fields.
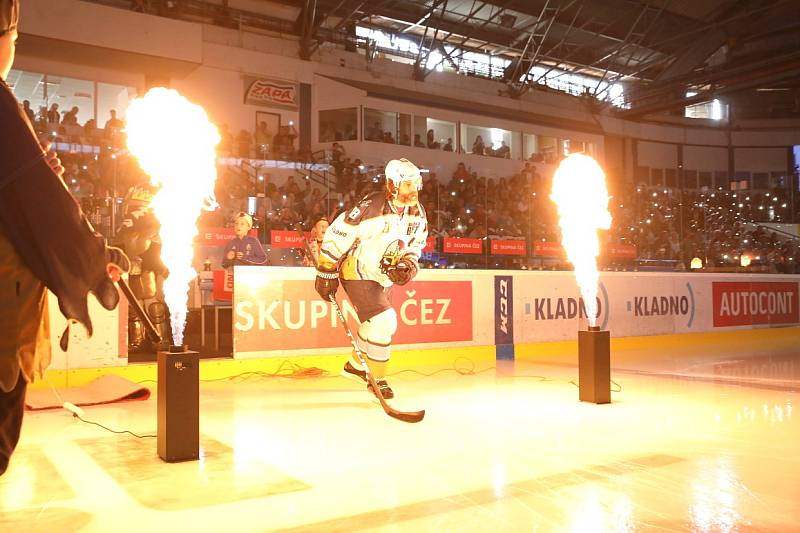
[
  {"xmin": 125, "ymin": 88, "xmax": 220, "ymax": 346},
  {"xmin": 551, "ymin": 154, "xmax": 612, "ymax": 328}
]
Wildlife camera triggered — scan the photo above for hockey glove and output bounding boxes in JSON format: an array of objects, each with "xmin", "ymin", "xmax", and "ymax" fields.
[
  {"xmin": 106, "ymin": 245, "xmax": 131, "ymax": 275},
  {"xmin": 315, "ymin": 267, "xmax": 340, "ymax": 300},
  {"xmin": 386, "ymin": 255, "xmax": 417, "ymax": 286}
]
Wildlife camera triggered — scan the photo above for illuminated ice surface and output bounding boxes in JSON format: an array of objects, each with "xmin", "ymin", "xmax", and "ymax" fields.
[{"xmin": 2, "ymin": 339, "xmax": 799, "ymax": 532}]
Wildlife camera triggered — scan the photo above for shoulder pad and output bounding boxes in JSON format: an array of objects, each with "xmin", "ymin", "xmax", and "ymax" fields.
[{"xmin": 344, "ymin": 191, "xmax": 386, "ymax": 224}]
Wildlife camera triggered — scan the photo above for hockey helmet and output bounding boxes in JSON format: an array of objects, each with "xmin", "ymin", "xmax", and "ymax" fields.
[{"xmin": 385, "ymin": 158, "xmax": 422, "ymax": 197}]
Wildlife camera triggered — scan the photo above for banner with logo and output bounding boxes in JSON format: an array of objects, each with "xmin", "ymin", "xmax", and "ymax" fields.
[
  {"xmin": 230, "ymin": 267, "xmax": 800, "ymax": 359},
  {"xmin": 491, "ymin": 239, "xmax": 526, "ymax": 256},
  {"xmin": 198, "ymin": 227, "xmax": 257, "ymax": 246},
  {"xmin": 422, "ymin": 236, "xmax": 436, "ymax": 253},
  {"xmin": 233, "ymin": 267, "xmax": 477, "ymax": 357},
  {"xmin": 244, "ymin": 76, "xmax": 299, "ymax": 109},
  {"xmin": 712, "ymin": 281, "xmax": 799, "ymax": 327},
  {"xmin": 213, "ymin": 269, "xmax": 234, "ymax": 302},
  {"xmin": 270, "ymin": 230, "xmax": 311, "ymax": 249},
  {"xmin": 443, "ymin": 237, "xmax": 482, "ymax": 254},
  {"xmin": 494, "ymin": 276, "xmax": 514, "ymax": 360},
  {"xmin": 606, "ymin": 244, "xmax": 637, "ymax": 259},
  {"xmin": 511, "ymin": 272, "xmax": 700, "ymax": 342},
  {"xmin": 532, "ymin": 241, "xmax": 564, "ymax": 257}
]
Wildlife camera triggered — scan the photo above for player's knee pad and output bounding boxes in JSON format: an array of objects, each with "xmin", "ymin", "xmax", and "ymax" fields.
[
  {"xmin": 363, "ymin": 308, "xmax": 397, "ymax": 345},
  {"xmin": 357, "ymin": 308, "xmax": 397, "ymax": 362}
]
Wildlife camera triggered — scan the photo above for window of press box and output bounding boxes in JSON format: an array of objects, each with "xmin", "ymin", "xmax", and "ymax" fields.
[
  {"xmin": 531, "ymin": 135, "xmax": 559, "ymax": 163},
  {"xmin": 460, "ymin": 123, "xmax": 513, "ymax": 158},
  {"xmin": 6, "ymin": 69, "xmax": 136, "ymax": 137},
  {"xmin": 413, "ymin": 116, "xmax": 456, "ymax": 151},
  {"xmin": 563, "ymin": 139, "xmax": 593, "ymax": 157},
  {"xmin": 523, "ymin": 133, "xmax": 538, "ymax": 161},
  {"xmin": 319, "ymin": 108, "xmax": 358, "ymax": 142},
  {"xmin": 363, "ymin": 108, "xmax": 410, "ymax": 145}
]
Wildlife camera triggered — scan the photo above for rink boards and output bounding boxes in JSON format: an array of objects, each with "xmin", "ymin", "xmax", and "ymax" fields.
[
  {"xmin": 42, "ymin": 268, "xmax": 799, "ymax": 369},
  {"xmin": 232, "ymin": 267, "xmax": 800, "ymax": 359}
]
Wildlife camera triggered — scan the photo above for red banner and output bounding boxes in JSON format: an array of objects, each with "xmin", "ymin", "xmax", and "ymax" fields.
[
  {"xmin": 491, "ymin": 239, "xmax": 526, "ymax": 256},
  {"xmin": 533, "ymin": 241, "xmax": 564, "ymax": 257},
  {"xmin": 270, "ymin": 230, "xmax": 311, "ymax": 249},
  {"xmin": 443, "ymin": 237, "xmax": 483, "ymax": 254},
  {"xmin": 422, "ymin": 236, "xmax": 436, "ymax": 253},
  {"xmin": 213, "ymin": 269, "xmax": 234, "ymax": 302},
  {"xmin": 233, "ymin": 280, "xmax": 473, "ymax": 352},
  {"xmin": 199, "ymin": 227, "xmax": 257, "ymax": 246},
  {"xmin": 713, "ymin": 282, "xmax": 799, "ymax": 327},
  {"xmin": 607, "ymin": 244, "xmax": 637, "ymax": 259},
  {"xmin": 245, "ymin": 78, "xmax": 298, "ymax": 109}
]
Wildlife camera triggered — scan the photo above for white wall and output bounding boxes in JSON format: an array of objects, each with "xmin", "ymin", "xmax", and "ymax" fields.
[
  {"xmin": 20, "ymin": 0, "xmax": 202, "ymax": 64},
  {"xmin": 637, "ymin": 141, "xmax": 677, "ymax": 168},
  {"xmin": 684, "ymin": 146, "xmax": 728, "ymax": 172},
  {"xmin": 734, "ymin": 148, "xmax": 788, "ymax": 173}
]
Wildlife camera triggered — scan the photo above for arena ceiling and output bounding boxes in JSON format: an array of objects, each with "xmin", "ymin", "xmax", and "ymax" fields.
[{"xmin": 96, "ymin": 0, "xmax": 800, "ymax": 118}]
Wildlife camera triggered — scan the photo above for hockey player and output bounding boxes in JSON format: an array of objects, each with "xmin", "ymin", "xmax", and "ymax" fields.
[{"xmin": 314, "ymin": 158, "xmax": 428, "ymax": 399}]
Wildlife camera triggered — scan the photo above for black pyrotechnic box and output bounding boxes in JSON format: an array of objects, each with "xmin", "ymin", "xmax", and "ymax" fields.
[
  {"xmin": 577, "ymin": 326, "xmax": 611, "ymax": 404},
  {"xmin": 157, "ymin": 345, "xmax": 199, "ymax": 462}
]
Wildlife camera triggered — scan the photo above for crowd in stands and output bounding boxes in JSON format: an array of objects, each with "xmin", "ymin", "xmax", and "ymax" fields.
[
  {"xmin": 217, "ymin": 121, "xmax": 303, "ymax": 161},
  {"xmin": 26, "ymin": 103, "xmax": 799, "ymax": 273}
]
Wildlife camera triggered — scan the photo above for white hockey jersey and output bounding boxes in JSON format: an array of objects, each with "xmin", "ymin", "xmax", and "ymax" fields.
[{"xmin": 319, "ymin": 191, "xmax": 429, "ymax": 287}]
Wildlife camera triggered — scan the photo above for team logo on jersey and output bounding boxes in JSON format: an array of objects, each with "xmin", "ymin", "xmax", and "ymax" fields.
[
  {"xmin": 379, "ymin": 239, "xmax": 406, "ymax": 273},
  {"xmin": 407, "ymin": 221, "xmax": 420, "ymax": 235}
]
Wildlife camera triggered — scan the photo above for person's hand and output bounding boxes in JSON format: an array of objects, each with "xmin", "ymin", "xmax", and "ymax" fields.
[
  {"xmin": 41, "ymin": 141, "xmax": 65, "ymax": 178},
  {"xmin": 226, "ymin": 250, "xmax": 236, "ymax": 260},
  {"xmin": 386, "ymin": 256, "xmax": 418, "ymax": 286},
  {"xmin": 105, "ymin": 246, "xmax": 130, "ymax": 282},
  {"xmin": 107, "ymin": 263, "xmax": 123, "ymax": 283},
  {"xmin": 315, "ymin": 269, "xmax": 339, "ymax": 301}
]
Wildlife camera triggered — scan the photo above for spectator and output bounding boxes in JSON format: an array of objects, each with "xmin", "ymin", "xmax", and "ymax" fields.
[
  {"xmin": 495, "ymin": 140, "xmax": 510, "ymax": 159},
  {"xmin": 236, "ymin": 129, "xmax": 252, "ymax": 158},
  {"xmin": 367, "ymin": 120, "xmax": 382, "ymax": 141},
  {"xmin": 255, "ymin": 121, "xmax": 272, "ymax": 155},
  {"xmin": 302, "ymin": 216, "xmax": 329, "ymax": 267},
  {"xmin": 218, "ymin": 123, "xmax": 233, "ymax": 156},
  {"xmin": 221, "ymin": 212, "xmax": 266, "ymax": 268},
  {"xmin": 413, "ymin": 133, "xmax": 425, "ymax": 148},
  {"xmin": 472, "ymin": 135, "xmax": 485, "ymax": 155},
  {"xmin": 46, "ymin": 103, "xmax": 60, "ymax": 124},
  {"xmin": 62, "ymin": 106, "xmax": 79, "ymax": 126},
  {"xmin": 104, "ymin": 109, "xmax": 123, "ymax": 131},
  {"xmin": 21, "ymin": 99, "xmax": 33, "ymax": 122},
  {"xmin": 443, "ymin": 138, "xmax": 453, "ymax": 152},
  {"xmin": 426, "ymin": 129, "xmax": 440, "ymax": 149}
]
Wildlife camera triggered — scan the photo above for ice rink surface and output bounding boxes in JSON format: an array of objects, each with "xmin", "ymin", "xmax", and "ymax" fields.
[{"xmin": 1, "ymin": 333, "xmax": 799, "ymax": 532}]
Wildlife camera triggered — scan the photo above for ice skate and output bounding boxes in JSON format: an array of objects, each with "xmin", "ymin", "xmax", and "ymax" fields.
[
  {"xmin": 341, "ymin": 359, "xmax": 368, "ymax": 384},
  {"xmin": 367, "ymin": 379, "xmax": 394, "ymax": 400}
]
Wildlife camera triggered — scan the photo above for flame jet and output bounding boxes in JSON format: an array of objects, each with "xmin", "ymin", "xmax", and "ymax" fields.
[
  {"xmin": 125, "ymin": 88, "xmax": 220, "ymax": 346},
  {"xmin": 550, "ymin": 154, "xmax": 612, "ymax": 327}
]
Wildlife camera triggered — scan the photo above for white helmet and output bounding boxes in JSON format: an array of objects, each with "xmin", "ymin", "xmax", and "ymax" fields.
[{"xmin": 385, "ymin": 158, "xmax": 422, "ymax": 197}]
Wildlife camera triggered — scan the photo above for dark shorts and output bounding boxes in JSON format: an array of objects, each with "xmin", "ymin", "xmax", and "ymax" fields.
[
  {"xmin": 0, "ymin": 372, "xmax": 27, "ymax": 476},
  {"xmin": 341, "ymin": 280, "xmax": 393, "ymax": 322}
]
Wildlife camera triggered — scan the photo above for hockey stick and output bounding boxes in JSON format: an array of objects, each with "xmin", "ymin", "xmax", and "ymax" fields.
[
  {"xmin": 328, "ymin": 295, "xmax": 425, "ymax": 423},
  {"xmin": 303, "ymin": 235, "xmax": 424, "ymax": 422},
  {"xmin": 117, "ymin": 278, "xmax": 162, "ymax": 343}
]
